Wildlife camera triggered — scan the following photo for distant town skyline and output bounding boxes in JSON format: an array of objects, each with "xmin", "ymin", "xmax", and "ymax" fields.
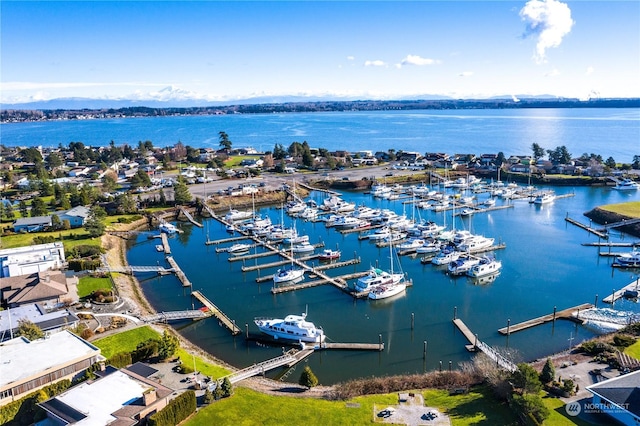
[{"xmin": 1, "ymin": 1, "xmax": 639, "ymax": 106}]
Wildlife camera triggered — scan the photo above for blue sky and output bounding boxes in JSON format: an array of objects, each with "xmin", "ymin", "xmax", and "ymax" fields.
[{"xmin": 1, "ymin": 1, "xmax": 639, "ymax": 104}]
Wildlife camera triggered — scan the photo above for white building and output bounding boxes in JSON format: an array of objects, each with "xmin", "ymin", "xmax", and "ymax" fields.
[{"xmin": 0, "ymin": 242, "xmax": 66, "ymax": 278}]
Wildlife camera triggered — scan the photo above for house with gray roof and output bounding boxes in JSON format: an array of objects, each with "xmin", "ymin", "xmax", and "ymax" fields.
[
  {"xmin": 55, "ymin": 206, "xmax": 90, "ymax": 228},
  {"xmin": 0, "ymin": 303, "xmax": 79, "ymax": 341},
  {"xmin": 585, "ymin": 369, "xmax": 640, "ymax": 425},
  {"xmin": 0, "ymin": 271, "xmax": 78, "ymax": 309},
  {"xmin": 13, "ymin": 215, "xmax": 52, "ymax": 233}
]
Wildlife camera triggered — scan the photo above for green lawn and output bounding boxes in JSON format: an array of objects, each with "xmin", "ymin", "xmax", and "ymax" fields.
[
  {"xmin": 541, "ymin": 394, "xmax": 594, "ymax": 425},
  {"xmin": 92, "ymin": 326, "xmax": 161, "ymax": 358},
  {"xmin": 624, "ymin": 340, "xmax": 640, "ymax": 359},
  {"xmin": 77, "ymin": 276, "xmax": 112, "ymax": 298},
  {"xmin": 600, "ymin": 201, "xmax": 640, "ymax": 218},
  {"xmin": 0, "ymin": 228, "xmax": 99, "ymax": 251},
  {"xmin": 175, "ymin": 348, "xmax": 231, "ymax": 379},
  {"xmin": 185, "ymin": 384, "xmax": 518, "ymax": 426}
]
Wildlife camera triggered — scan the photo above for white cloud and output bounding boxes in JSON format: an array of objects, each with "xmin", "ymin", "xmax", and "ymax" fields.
[
  {"xmin": 396, "ymin": 55, "xmax": 440, "ymax": 68},
  {"xmin": 520, "ymin": 0, "xmax": 574, "ymax": 64},
  {"xmin": 347, "ymin": 56, "xmax": 355, "ymax": 61},
  {"xmin": 364, "ymin": 60, "xmax": 386, "ymax": 67},
  {"xmin": 545, "ymin": 68, "xmax": 560, "ymax": 77},
  {"xmin": 586, "ymin": 66, "xmax": 594, "ymax": 75},
  {"xmin": 458, "ymin": 71, "xmax": 474, "ymax": 77}
]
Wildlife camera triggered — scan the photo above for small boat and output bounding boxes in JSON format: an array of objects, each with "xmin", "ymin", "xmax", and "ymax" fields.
[
  {"xmin": 467, "ymin": 256, "xmax": 502, "ymax": 277},
  {"xmin": 228, "ymin": 243, "xmax": 251, "ymax": 254},
  {"xmin": 291, "ymin": 242, "xmax": 315, "ymax": 254},
  {"xmin": 447, "ymin": 255, "xmax": 480, "ymax": 276},
  {"xmin": 318, "ymin": 249, "xmax": 341, "ymax": 261},
  {"xmin": 366, "ymin": 227, "xmax": 392, "ymax": 242},
  {"xmin": 431, "ymin": 249, "xmax": 462, "ymax": 265},
  {"xmin": 533, "ymin": 192, "xmax": 555, "ymax": 204},
  {"xmin": 397, "ymin": 238, "xmax": 425, "ymax": 251},
  {"xmin": 159, "ymin": 222, "xmax": 178, "ymax": 234},
  {"xmin": 368, "ymin": 281, "xmax": 406, "ymax": 300},
  {"xmin": 355, "ymin": 266, "xmax": 403, "ymax": 292},
  {"xmin": 459, "ymin": 208, "xmax": 475, "ymax": 217},
  {"xmin": 254, "ymin": 312, "xmax": 324, "ymax": 343},
  {"xmin": 283, "ymin": 234, "xmax": 309, "ymax": 245},
  {"xmin": 614, "ymin": 250, "xmax": 640, "ymax": 268},
  {"xmin": 416, "ymin": 241, "xmax": 441, "ymax": 254},
  {"xmin": 155, "ymin": 245, "xmax": 164, "ymax": 252},
  {"xmin": 457, "ymin": 236, "xmax": 495, "ymax": 252},
  {"xmin": 483, "ymin": 198, "xmax": 496, "ymax": 207},
  {"xmin": 273, "ymin": 266, "xmax": 305, "ymax": 284},
  {"xmin": 224, "ymin": 208, "xmax": 253, "ymax": 222},
  {"xmin": 612, "ymin": 179, "xmax": 640, "ymax": 191}
]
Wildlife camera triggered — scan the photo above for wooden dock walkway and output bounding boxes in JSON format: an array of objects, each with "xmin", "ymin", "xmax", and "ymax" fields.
[
  {"xmin": 223, "ymin": 348, "xmax": 311, "ymax": 384},
  {"xmin": 206, "ymin": 235, "xmax": 249, "ymax": 246},
  {"xmin": 320, "ymin": 342, "xmax": 384, "ymax": 351},
  {"xmin": 582, "ymin": 241, "xmax": 640, "ymax": 247},
  {"xmin": 497, "ymin": 303, "xmax": 594, "ymax": 335},
  {"xmin": 161, "ymin": 233, "xmax": 171, "ymax": 254},
  {"xmin": 191, "ymin": 290, "xmax": 241, "ymax": 335},
  {"xmin": 228, "ymin": 250, "xmax": 278, "ymax": 262},
  {"xmin": 565, "ymin": 216, "xmax": 608, "ymax": 239},
  {"xmin": 452, "ymin": 318, "xmax": 516, "ymax": 372},
  {"xmin": 270, "ymin": 271, "xmax": 370, "ymax": 293},
  {"xmin": 166, "ymin": 256, "xmax": 192, "ymax": 287},
  {"xmin": 179, "ymin": 207, "xmax": 203, "ymax": 227},
  {"xmin": 603, "ymin": 279, "xmax": 640, "ymax": 303}
]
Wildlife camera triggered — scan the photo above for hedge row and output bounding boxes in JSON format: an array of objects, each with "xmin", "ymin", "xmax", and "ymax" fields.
[
  {"xmin": 0, "ymin": 379, "xmax": 71, "ymax": 425},
  {"xmin": 148, "ymin": 390, "xmax": 196, "ymax": 426}
]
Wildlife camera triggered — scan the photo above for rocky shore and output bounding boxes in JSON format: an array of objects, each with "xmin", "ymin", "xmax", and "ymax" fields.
[{"xmin": 584, "ymin": 207, "xmax": 640, "ymax": 238}]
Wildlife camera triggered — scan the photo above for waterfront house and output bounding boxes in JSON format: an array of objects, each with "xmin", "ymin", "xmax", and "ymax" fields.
[
  {"xmin": 0, "ymin": 330, "xmax": 102, "ymax": 406},
  {"xmin": 38, "ymin": 366, "xmax": 174, "ymax": 425},
  {"xmin": 0, "ymin": 242, "xmax": 66, "ymax": 278},
  {"xmin": 13, "ymin": 215, "xmax": 52, "ymax": 233},
  {"xmin": 585, "ymin": 370, "xmax": 640, "ymax": 425},
  {"xmin": 0, "ymin": 303, "xmax": 79, "ymax": 342},
  {"xmin": 55, "ymin": 205, "xmax": 90, "ymax": 228},
  {"xmin": 0, "ymin": 270, "xmax": 79, "ymax": 308}
]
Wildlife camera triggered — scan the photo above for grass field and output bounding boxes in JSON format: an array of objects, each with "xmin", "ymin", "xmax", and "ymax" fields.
[
  {"xmin": 77, "ymin": 275, "xmax": 112, "ymax": 298},
  {"xmin": 175, "ymin": 348, "xmax": 231, "ymax": 379},
  {"xmin": 624, "ymin": 340, "xmax": 640, "ymax": 359},
  {"xmin": 92, "ymin": 326, "xmax": 161, "ymax": 358},
  {"xmin": 600, "ymin": 201, "xmax": 640, "ymax": 218},
  {"xmin": 541, "ymin": 395, "xmax": 594, "ymax": 426},
  {"xmin": 0, "ymin": 228, "xmax": 99, "ymax": 251},
  {"xmin": 185, "ymin": 384, "xmax": 518, "ymax": 426}
]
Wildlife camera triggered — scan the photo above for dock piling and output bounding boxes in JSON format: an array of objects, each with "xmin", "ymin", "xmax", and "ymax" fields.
[
  {"xmin": 594, "ymin": 294, "xmax": 598, "ymax": 308},
  {"xmin": 379, "ymin": 334, "xmax": 383, "ymax": 350},
  {"xmin": 449, "ymin": 360, "xmax": 452, "ymax": 372},
  {"xmin": 411, "ymin": 313, "xmax": 415, "ymax": 330},
  {"xmin": 507, "ymin": 319, "xmax": 511, "ymax": 336},
  {"xmin": 553, "ymin": 306, "xmax": 557, "ymax": 323},
  {"xmin": 453, "ymin": 306, "xmax": 457, "ymax": 320},
  {"xmin": 423, "ymin": 340, "xmax": 427, "ymax": 360},
  {"xmin": 439, "ymin": 361, "xmax": 442, "ymax": 372}
]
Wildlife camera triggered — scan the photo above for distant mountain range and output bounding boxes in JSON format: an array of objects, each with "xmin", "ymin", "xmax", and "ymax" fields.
[{"xmin": 0, "ymin": 89, "xmax": 601, "ymax": 111}]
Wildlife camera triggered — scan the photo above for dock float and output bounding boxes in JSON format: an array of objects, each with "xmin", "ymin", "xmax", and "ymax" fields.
[
  {"xmin": 269, "ymin": 271, "xmax": 370, "ymax": 293},
  {"xmin": 453, "ymin": 317, "xmax": 516, "ymax": 372},
  {"xmin": 582, "ymin": 241, "xmax": 640, "ymax": 247},
  {"xmin": 161, "ymin": 233, "xmax": 171, "ymax": 255},
  {"xmin": 320, "ymin": 342, "xmax": 384, "ymax": 351},
  {"xmin": 497, "ymin": 303, "xmax": 594, "ymax": 335},
  {"xmin": 165, "ymin": 256, "xmax": 192, "ymax": 287},
  {"xmin": 603, "ymin": 278, "xmax": 640, "ymax": 303},
  {"xmin": 205, "ymin": 235, "xmax": 249, "ymax": 246},
  {"xmin": 565, "ymin": 215, "xmax": 608, "ymax": 239},
  {"xmin": 191, "ymin": 290, "xmax": 241, "ymax": 335},
  {"xmin": 453, "ymin": 318, "xmax": 479, "ymax": 351}
]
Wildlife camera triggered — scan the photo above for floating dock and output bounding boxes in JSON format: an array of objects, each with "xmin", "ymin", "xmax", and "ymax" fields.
[
  {"xmin": 161, "ymin": 233, "xmax": 171, "ymax": 255},
  {"xmin": 320, "ymin": 342, "xmax": 384, "ymax": 351},
  {"xmin": 166, "ymin": 256, "xmax": 192, "ymax": 287},
  {"xmin": 565, "ymin": 216, "xmax": 608, "ymax": 239},
  {"xmin": 452, "ymin": 317, "xmax": 516, "ymax": 372},
  {"xmin": 191, "ymin": 290, "xmax": 241, "ymax": 335},
  {"xmin": 497, "ymin": 303, "xmax": 594, "ymax": 335},
  {"xmin": 603, "ymin": 279, "xmax": 640, "ymax": 304}
]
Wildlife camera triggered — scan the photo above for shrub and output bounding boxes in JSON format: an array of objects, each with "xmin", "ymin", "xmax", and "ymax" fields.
[
  {"xmin": 581, "ymin": 340, "xmax": 615, "ymax": 355},
  {"xmin": 613, "ymin": 334, "xmax": 636, "ymax": 348},
  {"xmin": 562, "ymin": 379, "xmax": 575, "ymax": 395},
  {"xmin": 511, "ymin": 393, "xmax": 550, "ymax": 424},
  {"xmin": 539, "ymin": 358, "xmax": 555, "ymax": 384},
  {"xmin": 299, "ymin": 365, "xmax": 319, "ymax": 389},
  {"xmin": 177, "ymin": 364, "xmax": 195, "ymax": 375},
  {"xmin": 108, "ymin": 352, "xmax": 133, "ymax": 369},
  {"xmin": 0, "ymin": 379, "xmax": 71, "ymax": 425},
  {"xmin": 148, "ymin": 390, "xmax": 196, "ymax": 426}
]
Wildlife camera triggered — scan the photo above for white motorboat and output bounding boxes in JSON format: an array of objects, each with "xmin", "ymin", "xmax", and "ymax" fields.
[
  {"xmin": 228, "ymin": 243, "xmax": 251, "ymax": 254},
  {"xmin": 291, "ymin": 242, "xmax": 315, "ymax": 254},
  {"xmin": 273, "ymin": 266, "xmax": 305, "ymax": 284},
  {"xmin": 467, "ymin": 256, "xmax": 502, "ymax": 277},
  {"xmin": 533, "ymin": 192, "xmax": 555, "ymax": 204},
  {"xmin": 447, "ymin": 255, "xmax": 481, "ymax": 275},
  {"xmin": 224, "ymin": 208, "xmax": 253, "ymax": 222},
  {"xmin": 483, "ymin": 198, "xmax": 496, "ymax": 207},
  {"xmin": 155, "ymin": 245, "xmax": 164, "ymax": 252},
  {"xmin": 283, "ymin": 233, "xmax": 309, "ymax": 245},
  {"xmin": 397, "ymin": 238, "xmax": 425, "ymax": 251},
  {"xmin": 457, "ymin": 236, "xmax": 495, "ymax": 252},
  {"xmin": 614, "ymin": 250, "xmax": 640, "ymax": 268},
  {"xmin": 612, "ymin": 179, "xmax": 640, "ymax": 191},
  {"xmin": 159, "ymin": 222, "xmax": 178, "ymax": 234},
  {"xmin": 416, "ymin": 241, "xmax": 441, "ymax": 254},
  {"xmin": 459, "ymin": 208, "xmax": 475, "ymax": 217},
  {"xmin": 355, "ymin": 266, "xmax": 403, "ymax": 292},
  {"xmin": 254, "ymin": 312, "xmax": 324, "ymax": 343},
  {"xmin": 431, "ymin": 249, "xmax": 462, "ymax": 265}
]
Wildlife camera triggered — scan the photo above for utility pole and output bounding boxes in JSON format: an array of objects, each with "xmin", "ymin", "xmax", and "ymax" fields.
[{"xmin": 567, "ymin": 332, "xmax": 574, "ymax": 365}]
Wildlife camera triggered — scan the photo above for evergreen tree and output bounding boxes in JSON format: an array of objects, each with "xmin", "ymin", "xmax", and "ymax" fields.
[
  {"xmin": 173, "ymin": 178, "xmax": 192, "ymax": 205},
  {"xmin": 219, "ymin": 131, "xmax": 232, "ymax": 152},
  {"xmin": 30, "ymin": 197, "xmax": 48, "ymax": 217},
  {"xmin": 298, "ymin": 365, "xmax": 319, "ymax": 389},
  {"xmin": 539, "ymin": 358, "xmax": 555, "ymax": 384},
  {"xmin": 19, "ymin": 200, "xmax": 28, "ymax": 218},
  {"xmin": 512, "ymin": 363, "xmax": 542, "ymax": 394},
  {"xmin": 158, "ymin": 330, "xmax": 180, "ymax": 360},
  {"xmin": 220, "ymin": 377, "xmax": 233, "ymax": 397},
  {"xmin": 531, "ymin": 143, "xmax": 546, "ymax": 161},
  {"xmin": 159, "ymin": 188, "xmax": 167, "ymax": 206},
  {"xmin": 17, "ymin": 319, "xmax": 45, "ymax": 340}
]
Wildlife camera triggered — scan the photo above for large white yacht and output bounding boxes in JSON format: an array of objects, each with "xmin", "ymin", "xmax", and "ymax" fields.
[{"xmin": 254, "ymin": 312, "xmax": 324, "ymax": 343}]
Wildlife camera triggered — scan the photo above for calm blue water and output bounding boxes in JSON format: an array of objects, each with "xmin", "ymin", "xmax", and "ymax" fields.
[
  {"xmin": 127, "ymin": 185, "xmax": 640, "ymax": 385},
  {"xmin": 2, "ymin": 108, "xmax": 639, "ymax": 163}
]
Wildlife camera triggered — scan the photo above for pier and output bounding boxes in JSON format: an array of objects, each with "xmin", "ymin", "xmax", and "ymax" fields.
[
  {"xmin": 178, "ymin": 207, "xmax": 203, "ymax": 227},
  {"xmin": 96, "ymin": 265, "xmax": 174, "ymax": 275},
  {"xmin": 141, "ymin": 310, "xmax": 211, "ymax": 323},
  {"xmin": 452, "ymin": 318, "xmax": 516, "ymax": 372},
  {"xmin": 166, "ymin": 256, "xmax": 192, "ymax": 287},
  {"xmin": 223, "ymin": 348, "xmax": 313, "ymax": 384},
  {"xmin": 565, "ymin": 215, "xmax": 608, "ymax": 239},
  {"xmin": 603, "ymin": 278, "xmax": 640, "ymax": 304},
  {"xmin": 269, "ymin": 271, "xmax": 369, "ymax": 293},
  {"xmin": 160, "ymin": 233, "xmax": 171, "ymax": 254},
  {"xmin": 497, "ymin": 303, "xmax": 594, "ymax": 335},
  {"xmin": 320, "ymin": 342, "xmax": 384, "ymax": 351},
  {"xmin": 191, "ymin": 290, "xmax": 241, "ymax": 335}
]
